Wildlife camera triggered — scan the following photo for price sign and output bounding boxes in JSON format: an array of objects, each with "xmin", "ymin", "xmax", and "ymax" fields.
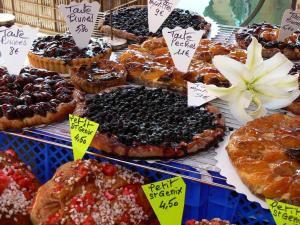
[
  {"xmin": 69, "ymin": 114, "xmax": 99, "ymax": 160},
  {"xmin": 278, "ymin": 9, "xmax": 300, "ymax": 41},
  {"xmin": 0, "ymin": 25, "xmax": 38, "ymax": 75},
  {"xmin": 187, "ymin": 82, "xmax": 216, "ymax": 107},
  {"xmin": 266, "ymin": 199, "xmax": 300, "ymax": 225},
  {"xmin": 148, "ymin": 0, "xmax": 179, "ymax": 33},
  {"xmin": 59, "ymin": 1, "xmax": 100, "ymax": 49},
  {"xmin": 142, "ymin": 177, "xmax": 186, "ymax": 225},
  {"xmin": 163, "ymin": 27, "xmax": 204, "ymax": 73}
]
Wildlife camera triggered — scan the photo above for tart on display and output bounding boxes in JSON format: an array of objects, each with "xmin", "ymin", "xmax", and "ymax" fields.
[
  {"xmin": 100, "ymin": 6, "xmax": 211, "ymax": 43},
  {"xmin": 186, "ymin": 218, "xmax": 233, "ymax": 225},
  {"xmin": 236, "ymin": 22, "xmax": 300, "ymax": 59},
  {"xmin": 286, "ymin": 64, "xmax": 300, "ymax": 115},
  {"xmin": 0, "ymin": 149, "xmax": 39, "ymax": 225},
  {"xmin": 227, "ymin": 114, "xmax": 300, "ymax": 206},
  {"xmin": 76, "ymin": 85, "xmax": 225, "ymax": 158},
  {"xmin": 0, "ymin": 67, "xmax": 80, "ymax": 130},
  {"xmin": 30, "ymin": 159, "xmax": 158, "ymax": 225},
  {"xmin": 28, "ymin": 34, "xmax": 112, "ymax": 74},
  {"xmin": 70, "ymin": 60, "xmax": 127, "ymax": 93}
]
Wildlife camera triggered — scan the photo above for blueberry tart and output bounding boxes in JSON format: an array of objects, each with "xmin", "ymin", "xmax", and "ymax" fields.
[
  {"xmin": 236, "ymin": 22, "xmax": 300, "ymax": 59},
  {"xmin": 70, "ymin": 60, "xmax": 127, "ymax": 93},
  {"xmin": 0, "ymin": 67, "xmax": 80, "ymax": 130},
  {"xmin": 77, "ymin": 85, "xmax": 225, "ymax": 158},
  {"xmin": 28, "ymin": 34, "xmax": 112, "ymax": 74}
]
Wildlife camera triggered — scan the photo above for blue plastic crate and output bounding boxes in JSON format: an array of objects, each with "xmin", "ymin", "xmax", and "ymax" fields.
[{"xmin": 0, "ymin": 132, "xmax": 275, "ymax": 224}]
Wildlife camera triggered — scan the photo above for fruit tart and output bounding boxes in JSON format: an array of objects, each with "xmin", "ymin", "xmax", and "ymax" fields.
[
  {"xmin": 0, "ymin": 66, "xmax": 80, "ymax": 130},
  {"xmin": 100, "ymin": 6, "xmax": 211, "ymax": 43},
  {"xmin": 186, "ymin": 219, "xmax": 233, "ymax": 225},
  {"xmin": 76, "ymin": 85, "xmax": 225, "ymax": 158},
  {"xmin": 70, "ymin": 60, "xmax": 127, "ymax": 93},
  {"xmin": 0, "ymin": 149, "xmax": 39, "ymax": 225},
  {"xmin": 236, "ymin": 22, "xmax": 300, "ymax": 59},
  {"xmin": 28, "ymin": 34, "xmax": 112, "ymax": 74},
  {"xmin": 30, "ymin": 159, "xmax": 158, "ymax": 225},
  {"xmin": 227, "ymin": 114, "xmax": 300, "ymax": 206}
]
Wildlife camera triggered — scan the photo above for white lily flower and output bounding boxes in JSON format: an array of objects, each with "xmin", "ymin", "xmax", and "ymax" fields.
[{"xmin": 205, "ymin": 37, "xmax": 300, "ymax": 124}]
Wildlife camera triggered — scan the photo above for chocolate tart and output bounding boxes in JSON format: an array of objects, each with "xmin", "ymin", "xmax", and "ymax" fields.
[
  {"xmin": 227, "ymin": 114, "xmax": 300, "ymax": 206},
  {"xmin": 0, "ymin": 67, "xmax": 81, "ymax": 130},
  {"xmin": 236, "ymin": 22, "xmax": 300, "ymax": 59},
  {"xmin": 76, "ymin": 85, "xmax": 225, "ymax": 158},
  {"xmin": 70, "ymin": 60, "xmax": 127, "ymax": 93},
  {"xmin": 28, "ymin": 34, "xmax": 112, "ymax": 74},
  {"xmin": 100, "ymin": 6, "xmax": 211, "ymax": 43},
  {"xmin": 186, "ymin": 219, "xmax": 233, "ymax": 225}
]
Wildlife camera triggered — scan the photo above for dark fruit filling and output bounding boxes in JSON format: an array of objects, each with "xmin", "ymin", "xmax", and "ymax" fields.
[
  {"xmin": 104, "ymin": 8, "xmax": 210, "ymax": 38},
  {"xmin": 0, "ymin": 67, "xmax": 74, "ymax": 120},
  {"xmin": 31, "ymin": 34, "xmax": 111, "ymax": 62},
  {"xmin": 84, "ymin": 86, "xmax": 221, "ymax": 147}
]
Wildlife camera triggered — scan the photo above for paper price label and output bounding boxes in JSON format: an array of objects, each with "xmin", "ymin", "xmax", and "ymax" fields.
[
  {"xmin": 163, "ymin": 27, "xmax": 204, "ymax": 73},
  {"xmin": 187, "ymin": 82, "xmax": 216, "ymax": 107},
  {"xmin": 0, "ymin": 25, "xmax": 38, "ymax": 75},
  {"xmin": 69, "ymin": 115, "xmax": 99, "ymax": 160},
  {"xmin": 59, "ymin": 1, "xmax": 100, "ymax": 49},
  {"xmin": 142, "ymin": 177, "xmax": 186, "ymax": 225},
  {"xmin": 279, "ymin": 9, "xmax": 300, "ymax": 41},
  {"xmin": 148, "ymin": 0, "xmax": 179, "ymax": 33}
]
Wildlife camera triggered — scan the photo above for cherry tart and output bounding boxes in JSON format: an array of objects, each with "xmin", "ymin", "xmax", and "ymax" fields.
[
  {"xmin": 76, "ymin": 85, "xmax": 225, "ymax": 158},
  {"xmin": 100, "ymin": 6, "xmax": 211, "ymax": 43},
  {"xmin": 186, "ymin": 219, "xmax": 233, "ymax": 225},
  {"xmin": 30, "ymin": 159, "xmax": 158, "ymax": 225},
  {"xmin": 119, "ymin": 38, "xmax": 246, "ymax": 92},
  {"xmin": 70, "ymin": 60, "xmax": 127, "ymax": 93},
  {"xmin": 0, "ymin": 149, "xmax": 39, "ymax": 225},
  {"xmin": 236, "ymin": 22, "xmax": 300, "ymax": 59},
  {"xmin": 28, "ymin": 34, "xmax": 112, "ymax": 74},
  {"xmin": 0, "ymin": 67, "xmax": 80, "ymax": 130},
  {"xmin": 227, "ymin": 114, "xmax": 300, "ymax": 206}
]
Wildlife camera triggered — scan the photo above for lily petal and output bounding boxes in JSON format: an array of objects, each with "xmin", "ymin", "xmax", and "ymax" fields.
[
  {"xmin": 259, "ymin": 89, "xmax": 300, "ymax": 109},
  {"xmin": 250, "ymin": 95, "xmax": 267, "ymax": 118},
  {"xmin": 246, "ymin": 38, "xmax": 263, "ymax": 72},
  {"xmin": 205, "ymin": 85, "xmax": 239, "ymax": 102}
]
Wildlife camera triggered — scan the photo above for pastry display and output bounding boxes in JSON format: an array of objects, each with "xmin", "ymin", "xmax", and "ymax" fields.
[
  {"xmin": 227, "ymin": 114, "xmax": 300, "ymax": 206},
  {"xmin": 0, "ymin": 66, "xmax": 79, "ymax": 130},
  {"xmin": 28, "ymin": 34, "xmax": 112, "ymax": 74},
  {"xmin": 0, "ymin": 149, "xmax": 39, "ymax": 225},
  {"xmin": 77, "ymin": 85, "xmax": 225, "ymax": 158},
  {"xmin": 186, "ymin": 219, "xmax": 233, "ymax": 225},
  {"xmin": 30, "ymin": 159, "xmax": 158, "ymax": 225},
  {"xmin": 100, "ymin": 6, "xmax": 211, "ymax": 42},
  {"xmin": 70, "ymin": 60, "xmax": 127, "ymax": 93},
  {"xmin": 236, "ymin": 22, "xmax": 300, "ymax": 59},
  {"xmin": 287, "ymin": 64, "xmax": 300, "ymax": 115}
]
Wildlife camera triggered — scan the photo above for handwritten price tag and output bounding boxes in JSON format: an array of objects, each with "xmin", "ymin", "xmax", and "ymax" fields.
[
  {"xmin": 69, "ymin": 115, "xmax": 99, "ymax": 160},
  {"xmin": 266, "ymin": 199, "xmax": 300, "ymax": 225},
  {"xmin": 59, "ymin": 1, "xmax": 100, "ymax": 49},
  {"xmin": 278, "ymin": 9, "xmax": 300, "ymax": 41},
  {"xmin": 142, "ymin": 177, "xmax": 186, "ymax": 225},
  {"xmin": 148, "ymin": 0, "xmax": 179, "ymax": 33},
  {"xmin": 0, "ymin": 25, "xmax": 38, "ymax": 75},
  {"xmin": 163, "ymin": 27, "xmax": 204, "ymax": 73},
  {"xmin": 187, "ymin": 82, "xmax": 216, "ymax": 107}
]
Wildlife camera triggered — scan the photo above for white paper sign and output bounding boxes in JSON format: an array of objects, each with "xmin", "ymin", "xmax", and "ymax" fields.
[
  {"xmin": 163, "ymin": 27, "xmax": 204, "ymax": 73},
  {"xmin": 59, "ymin": 1, "xmax": 100, "ymax": 49},
  {"xmin": 148, "ymin": 0, "xmax": 179, "ymax": 33},
  {"xmin": 278, "ymin": 9, "xmax": 300, "ymax": 41},
  {"xmin": 0, "ymin": 25, "xmax": 38, "ymax": 75},
  {"xmin": 187, "ymin": 82, "xmax": 216, "ymax": 107}
]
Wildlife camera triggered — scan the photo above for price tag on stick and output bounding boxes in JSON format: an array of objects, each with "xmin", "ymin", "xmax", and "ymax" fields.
[
  {"xmin": 163, "ymin": 27, "xmax": 204, "ymax": 73},
  {"xmin": 142, "ymin": 177, "xmax": 186, "ymax": 225},
  {"xmin": 69, "ymin": 115, "xmax": 99, "ymax": 160},
  {"xmin": 0, "ymin": 25, "xmax": 38, "ymax": 75},
  {"xmin": 187, "ymin": 82, "xmax": 216, "ymax": 107},
  {"xmin": 59, "ymin": 1, "xmax": 100, "ymax": 49},
  {"xmin": 148, "ymin": 0, "xmax": 179, "ymax": 33},
  {"xmin": 278, "ymin": 9, "xmax": 300, "ymax": 41}
]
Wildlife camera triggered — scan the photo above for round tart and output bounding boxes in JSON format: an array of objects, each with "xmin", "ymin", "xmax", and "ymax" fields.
[
  {"xmin": 77, "ymin": 85, "xmax": 225, "ymax": 158},
  {"xmin": 0, "ymin": 66, "xmax": 80, "ymax": 130},
  {"xmin": 100, "ymin": 6, "xmax": 211, "ymax": 43},
  {"xmin": 236, "ymin": 22, "xmax": 300, "ymax": 59},
  {"xmin": 70, "ymin": 60, "xmax": 127, "ymax": 93},
  {"xmin": 28, "ymin": 34, "xmax": 112, "ymax": 74},
  {"xmin": 286, "ymin": 64, "xmax": 300, "ymax": 115},
  {"xmin": 227, "ymin": 114, "xmax": 300, "ymax": 206},
  {"xmin": 0, "ymin": 149, "xmax": 39, "ymax": 225},
  {"xmin": 186, "ymin": 219, "xmax": 232, "ymax": 225},
  {"xmin": 30, "ymin": 159, "xmax": 157, "ymax": 225}
]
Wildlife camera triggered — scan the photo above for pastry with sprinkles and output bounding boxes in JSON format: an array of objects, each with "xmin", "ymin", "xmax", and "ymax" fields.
[
  {"xmin": 185, "ymin": 218, "xmax": 233, "ymax": 225},
  {"xmin": 30, "ymin": 159, "xmax": 158, "ymax": 225}
]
